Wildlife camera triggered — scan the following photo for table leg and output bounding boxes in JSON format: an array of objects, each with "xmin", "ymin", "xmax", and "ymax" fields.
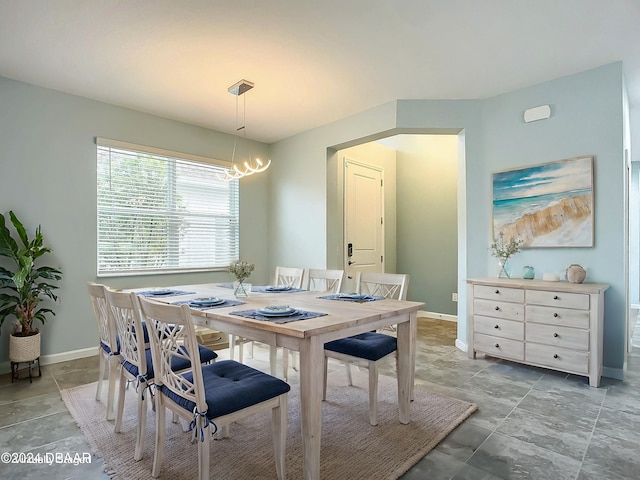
[
  {"xmin": 298, "ymin": 336, "xmax": 324, "ymax": 480},
  {"xmin": 396, "ymin": 311, "xmax": 416, "ymax": 424}
]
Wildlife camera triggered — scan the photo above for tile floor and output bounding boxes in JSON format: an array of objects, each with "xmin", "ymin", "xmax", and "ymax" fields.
[{"xmin": 1, "ymin": 317, "xmax": 639, "ymax": 479}]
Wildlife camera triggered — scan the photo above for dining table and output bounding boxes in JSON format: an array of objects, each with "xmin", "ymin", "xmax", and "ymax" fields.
[{"xmin": 138, "ymin": 283, "xmax": 424, "ymax": 480}]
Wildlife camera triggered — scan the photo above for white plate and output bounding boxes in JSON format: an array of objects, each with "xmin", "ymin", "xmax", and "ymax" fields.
[
  {"xmin": 265, "ymin": 285, "xmax": 292, "ymax": 292},
  {"xmin": 190, "ymin": 297, "xmax": 224, "ymax": 306},
  {"xmin": 338, "ymin": 293, "xmax": 368, "ymax": 300},
  {"xmin": 257, "ymin": 305, "xmax": 296, "ymax": 316},
  {"xmin": 149, "ymin": 289, "xmax": 176, "ymax": 296}
]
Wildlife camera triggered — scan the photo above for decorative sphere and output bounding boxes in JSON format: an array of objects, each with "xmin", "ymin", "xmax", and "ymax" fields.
[{"xmin": 566, "ymin": 264, "xmax": 586, "ymax": 284}]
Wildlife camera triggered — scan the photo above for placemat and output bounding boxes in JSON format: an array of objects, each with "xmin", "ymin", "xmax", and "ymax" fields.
[{"xmin": 230, "ymin": 309, "xmax": 327, "ymax": 324}]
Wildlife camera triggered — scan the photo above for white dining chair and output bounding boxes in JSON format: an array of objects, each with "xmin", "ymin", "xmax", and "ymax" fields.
[
  {"xmin": 279, "ymin": 268, "xmax": 345, "ymax": 378},
  {"xmin": 105, "ymin": 288, "xmax": 217, "ymax": 461},
  {"xmin": 323, "ymin": 272, "xmax": 409, "ymax": 425},
  {"xmin": 273, "ymin": 266, "xmax": 305, "ymax": 288},
  {"xmin": 305, "ymin": 268, "xmax": 344, "ymax": 293},
  {"xmin": 356, "ymin": 271, "xmax": 408, "ymax": 301},
  {"xmin": 230, "ymin": 266, "xmax": 306, "ymax": 380},
  {"xmin": 138, "ymin": 296, "xmax": 290, "ymax": 480},
  {"xmin": 87, "ymin": 282, "xmax": 120, "ymax": 421}
]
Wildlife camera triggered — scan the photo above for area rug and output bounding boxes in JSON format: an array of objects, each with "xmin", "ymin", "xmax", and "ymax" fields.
[{"xmin": 61, "ymin": 371, "xmax": 477, "ymax": 479}]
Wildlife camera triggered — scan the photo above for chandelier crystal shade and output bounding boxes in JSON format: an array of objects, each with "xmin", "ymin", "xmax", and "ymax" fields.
[{"xmin": 218, "ymin": 79, "xmax": 271, "ymax": 181}]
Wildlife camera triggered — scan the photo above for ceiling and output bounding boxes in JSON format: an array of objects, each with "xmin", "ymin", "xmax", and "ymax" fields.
[{"xmin": 1, "ymin": 0, "xmax": 639, "ymax": 144}]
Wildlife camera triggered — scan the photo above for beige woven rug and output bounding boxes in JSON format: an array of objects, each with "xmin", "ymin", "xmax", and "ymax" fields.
[{"xmin": 61, "ymin": 371, "xmax": 477, "ymax": 479}]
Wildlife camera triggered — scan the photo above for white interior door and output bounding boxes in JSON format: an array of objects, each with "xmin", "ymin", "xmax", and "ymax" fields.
[{"xmin": 344, "ymin": 158, "xmax": 384, "ymax": 287}]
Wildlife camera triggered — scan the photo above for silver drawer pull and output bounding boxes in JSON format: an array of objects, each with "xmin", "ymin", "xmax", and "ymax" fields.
[
  {"xmin": 553, "ymin": 354, "xmax": 559, "ymax": 359},
  {"xmin": 553, "ymin": 333, "xmax": 559, "ymax": 338}
]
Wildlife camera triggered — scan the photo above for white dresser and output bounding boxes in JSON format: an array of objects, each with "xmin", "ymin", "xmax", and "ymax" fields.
[{"xmin": 466, "ymin": 277, "xmax": 609, "ymax": 387}]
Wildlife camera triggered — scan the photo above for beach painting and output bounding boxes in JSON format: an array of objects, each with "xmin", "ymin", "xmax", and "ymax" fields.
[{"xmin": 492, "ymin": 156, "xmax": 593, "ymax": 247}]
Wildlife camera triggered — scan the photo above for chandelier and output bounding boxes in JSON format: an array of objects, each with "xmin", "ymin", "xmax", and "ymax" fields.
[{"xmin": 218, "ymin": 79, "xmax": 271, "ymax": 181}]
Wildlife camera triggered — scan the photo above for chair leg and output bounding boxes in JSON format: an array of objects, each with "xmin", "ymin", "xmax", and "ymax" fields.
[
  {"xmin": 96, "ymin": 351, "xmax": 106, "ymax": 401},
  {"xmin": 272, "ymin": 394, "xmax": 288, "ymax": 480},
  {"xmin": 368, "ymin": 360, "xmax": 379, "ymax": 426},
  {"xmin": 345, "ymin": 362, "xmax": 353, "ymax": 386},
  {"xmin": 229, "ymin": 334, "xmax": 236, "ymax": 360},
  {"xmin": 198, "ymin": 424, "xmax": 211, "ymax": 480},
  {"xmin": 323, "ymin": 356, "xmax": 329, "ymax": 400},
  {"xmin": 269, "ymin": 346, "xmax": 278, "ymax": 377},
  {"xmin": 134, "ymin": 382, "xmax": 147, "ymax": 461},
  {"xmin": 114, "ymin": 371, "xmax": 127, "ymax": 433},
  {"xmin": 151, "ymin": 399, "xmax": 166, "ymax": 478},
  {"xmin": 106, "ymin": 355, "xmax": 119, "ymax": 420},
  {"xmin": 282, "ymin": 348, "xmax": 289, "ymax": 381}
]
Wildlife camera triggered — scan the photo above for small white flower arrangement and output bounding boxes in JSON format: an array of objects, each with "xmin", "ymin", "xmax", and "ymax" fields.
[
  {"xmin": 229, "ymin": 260, "xmax": 255, "ymax": 283},
  {"xmin": 490, "ymin": 232, "xmax": 523, "ymax": 260}
]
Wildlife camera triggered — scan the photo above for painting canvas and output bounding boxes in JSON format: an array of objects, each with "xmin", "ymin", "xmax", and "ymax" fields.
[{"xmin": 492, "ymin": 156, "xmax": 593, "ymax": 247}]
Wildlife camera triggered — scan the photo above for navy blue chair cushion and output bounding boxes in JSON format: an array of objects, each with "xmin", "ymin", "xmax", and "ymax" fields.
[
  {"xmin": 324, "ymin": 332, "xmax": 397, "ymax": 361},
  {"xmin": 121, "ymin": 344, "xmax": 218, "ymax": 380},
  {"xmin": 161, "ymin": 360, "xmax": 291, "ymax": 419}
]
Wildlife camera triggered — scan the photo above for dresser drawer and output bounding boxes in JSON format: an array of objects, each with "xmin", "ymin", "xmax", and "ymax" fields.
[
  {"xmin": 474, "ymin": 333, "xmax": 524, "ymax": 360},
  {"xmin": 474, "ymin": 285, "xmax": 524, "ymax": 303},
  {"xmin": 526, "ymin": 289, "xmax": 589, "ymax": 310},
  {"xmin": 526, "ymin": 305, "xmax": 590, "ymax": 328},
  {"xmin": 474, "ymin": 298, "xmax": 524, "ymax": 321},
  {"xmin": 525, "ymin": 343, "xmax": 589, "ymax": 374},
  {"xmin": 526, "ymin": 323, "xmax": 589, "ymax": 350},
  {"xmin": 474, "ymin": 315, "xmax": 524, "ymax": 341}
]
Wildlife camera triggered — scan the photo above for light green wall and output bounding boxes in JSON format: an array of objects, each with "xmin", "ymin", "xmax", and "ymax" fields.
[
  {"xmin": 0, "ymin": 76, "xmax": 271, "ymax": 366},
  {"xmin": 395, "ymin": 135, "xmax": 458, "ymax": 315}
]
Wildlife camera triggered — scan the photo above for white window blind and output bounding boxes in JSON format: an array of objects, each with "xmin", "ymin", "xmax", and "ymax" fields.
[{"xmin": 96, "ymin": 140, "xmax": 239, "ymax": 276}]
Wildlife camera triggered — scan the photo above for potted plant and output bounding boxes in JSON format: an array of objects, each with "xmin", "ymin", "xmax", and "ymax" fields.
[
  {"xmin": 228, "ymin": 260, "xmax": 254, "ymax": 297},
  {"xmin": 0, "ymin": 211, "xmax": 63, "ymax": 366}
]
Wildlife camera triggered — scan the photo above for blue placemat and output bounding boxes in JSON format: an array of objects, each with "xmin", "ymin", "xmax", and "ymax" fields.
[
  {"xmin": 318, "ymin": 294, "xmax": 385, "ymax": 302},
  {"xmin": 172, "ymin": 299, "xmax": 245, "ymax": 310},
  {"xmin": 137, "ymin": 289, "xmax": 196, "ymax": 298},
  {"xmin": 218, "ymin": 283, "xmax": 306, "ymax": 293},
  {"xmin": 230, "ymin": 309, "xmax": 327, "ymax": 324}
]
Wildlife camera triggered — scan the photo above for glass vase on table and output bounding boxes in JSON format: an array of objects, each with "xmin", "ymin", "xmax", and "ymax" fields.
[{"xmin": 234, "ymin": 280, "xmax": 251, "ymax": 298}]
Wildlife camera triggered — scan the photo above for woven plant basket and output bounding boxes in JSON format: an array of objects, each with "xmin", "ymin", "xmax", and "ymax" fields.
[{"xmin": 9, "ymin": 332, "xmax": 41, "ymax": 362}]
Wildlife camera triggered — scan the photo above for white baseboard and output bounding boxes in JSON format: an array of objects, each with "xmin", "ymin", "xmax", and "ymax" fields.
[
  {"xmin": 418, "ymin": 310, "xmax": 457, "ymax": 322},
  {"xmin": 0, "ymin": 346, "xmax": 97, "ymax": 375},
  {"xmin": 455, "ymin": 338, "xmax": 468, "ymax": 352}
]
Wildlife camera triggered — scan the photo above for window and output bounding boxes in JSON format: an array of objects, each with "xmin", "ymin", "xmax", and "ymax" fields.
[{"xmin": 96, "ymin": 138, "xmax": 239, "ymax": 276}]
